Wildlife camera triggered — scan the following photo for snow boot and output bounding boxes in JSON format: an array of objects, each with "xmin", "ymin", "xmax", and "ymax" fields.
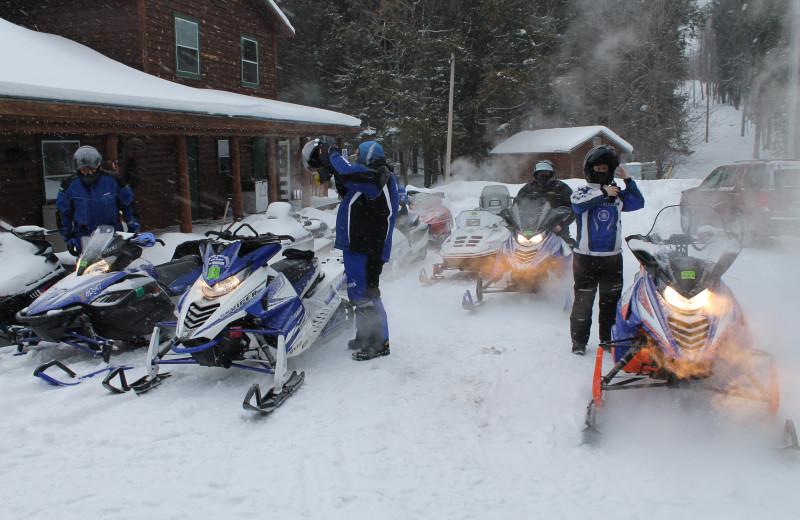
[
  {"xmin": 571, "ymin": 342, "xmax": 586, "ymax": 356},
  {"xmin": 353, "ymin": 340, "xmax": 390, "ymax": 361}
]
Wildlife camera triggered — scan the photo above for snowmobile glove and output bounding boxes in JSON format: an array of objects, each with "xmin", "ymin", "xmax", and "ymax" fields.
[{"xmin": 66, "ymin": 237, "xmax": 80, "ymax": 257}]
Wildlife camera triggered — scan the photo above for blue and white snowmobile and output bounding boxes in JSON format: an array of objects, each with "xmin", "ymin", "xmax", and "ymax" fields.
[
  {"xmin": 0, "ymin": 221, "xmax": 67, "ymax": 345},
  {"xmin": 462, "ymin": 193, "xmax": 572, "ymax": 309},
  {"xmin": 16, "ymin": 225, "xmax": 203, "ymax": 370},
  {"xmin": 583, "ymin": 205, "xmax": 797, "ymax": 449},
  {"xmin": 102, "ymin": 224, "xmax": 352, "ymax": 415}
]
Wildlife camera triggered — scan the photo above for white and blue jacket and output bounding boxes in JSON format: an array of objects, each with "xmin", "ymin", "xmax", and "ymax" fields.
[{"xmin": 570, "ymin": 178, "xmax": 644, "ymax": 256}]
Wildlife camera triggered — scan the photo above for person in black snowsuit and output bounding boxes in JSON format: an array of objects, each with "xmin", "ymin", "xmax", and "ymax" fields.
[
  {"xmin": 569, "ymin": 146, "xmax": 644, "ymax": 355},
  {"xmin": 513, "ymin": 160, "xmax": 575, "ymax": 244},
  {"xmin": 302, "ymin": 138, "xmax": 399, "ymax": 361}
]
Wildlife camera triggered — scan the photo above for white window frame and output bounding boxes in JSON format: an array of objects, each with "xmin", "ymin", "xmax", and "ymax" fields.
[
  {"xmin": 175, "ymin": 15, "xmax": 200, "ymax": 78},
  {"xmin": 241, "ymin": 36, "xmax": 259, "ymax": 88}
]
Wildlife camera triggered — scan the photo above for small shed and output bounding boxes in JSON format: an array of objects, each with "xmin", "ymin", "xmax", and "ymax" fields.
[{"xmin": 489, "ymin": 126, "xmax": 634, "ymax": 184}]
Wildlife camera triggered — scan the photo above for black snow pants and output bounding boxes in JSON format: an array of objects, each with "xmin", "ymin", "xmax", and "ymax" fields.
[{"xmin": 569, "ymin": 252, "xmax": 624, "ymax": 347}]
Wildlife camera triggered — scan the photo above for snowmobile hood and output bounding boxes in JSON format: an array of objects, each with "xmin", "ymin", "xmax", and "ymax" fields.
[
  {"xmin": 201, "ymin": 240, "xmax": 281, "ymax": 287},
  {"xmin": 26, "ymin": 270, "xmax": 128, "ymax": 315},
  {"xmin": 626, "ymin": 205, "xmax": 741, "ymax": 299}
]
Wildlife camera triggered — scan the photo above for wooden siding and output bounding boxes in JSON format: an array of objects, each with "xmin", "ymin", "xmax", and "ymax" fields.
[
  {"xmin": 501, "ymin": 136, "xmax": 633, "ymax": 184},
  {"xmin": 1, "ymin": 1, "xmax": 144, "ymax": 71},
  {"xmin": 143, "ymin": 0, "xmax": 279, "ymax": 98},
  {"xmin": 1, "ymin": 0, "xmax": 281, "ymax": 99}
]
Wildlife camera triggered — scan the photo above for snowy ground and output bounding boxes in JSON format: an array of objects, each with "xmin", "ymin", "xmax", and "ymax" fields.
[{"xmin": 1, "ymin": 104, "xmax": 799, "ymax": 520}]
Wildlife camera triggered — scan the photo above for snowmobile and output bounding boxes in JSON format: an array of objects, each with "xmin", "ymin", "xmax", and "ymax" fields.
[
  {"xmin": 385, "ymin": 203, "xmax": 429, "ymax": 276},
  {"xmin": 420, "ymin": 185, "xmax": 512, "ymax": 283},
  {"xmin": 462, "ymin": 193, "xmax": 572, "ymax": 309},
  {"xmin": 15, "ymin": 225, "xmax": 203, "ymax": 367},
  {"xmin": 583, "ymin": 205, "xmax": 797, "ymax": 448},
  {"xmin": 0, "ymin": 222, "xmax": 68, "ymax": 344},
  {"xmin": 239, "ymin": 201, "xmax": 315, "ymax": 252},
  {"xmin": 407, "ymin": 190, "xmax": 453, "ymax": 245},
  {"xmin": 101, "ymin": 224, "xmax": 353, "ymax": 415}
]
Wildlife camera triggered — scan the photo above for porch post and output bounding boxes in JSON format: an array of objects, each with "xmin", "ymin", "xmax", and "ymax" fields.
[
  {"xmin": 176, "ymin": 135, "xmax": 192, "ymax": 233},
  {"xmin": 103, "ymin": 134, "xmax": 118, "ymax": 172},
  {"xmin": 300, "ymin": 136, "xmax": 311, "ymax": 208},
  {"xmin": 230, "ymin": 136, "xmax": 243, "ymax": 219},
  {"xmin": 267, "ymin": 137, "xmax": 278, "ymax": 203}
]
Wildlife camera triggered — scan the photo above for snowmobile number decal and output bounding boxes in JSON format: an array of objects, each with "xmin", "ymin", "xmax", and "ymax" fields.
[
  {"xmin": 208, "ymin": 266, "xmax": 221, "ymax": 280},
  {"xmin": 681, "ymin": 271, "xmax": 696, "ymax": 280}
]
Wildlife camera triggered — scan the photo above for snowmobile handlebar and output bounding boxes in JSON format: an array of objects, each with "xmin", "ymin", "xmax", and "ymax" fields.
[{"xmin": 205, "ymin": 224, "xmax": 295, "ymax": 243}]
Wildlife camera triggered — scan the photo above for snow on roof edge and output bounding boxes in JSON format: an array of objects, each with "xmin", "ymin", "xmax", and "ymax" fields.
[
  {"xmin": 264, "ymin": 0, "xmax": 296, "ymax": 36},
  {"xmin": 490, "ymin": 126, "xmax": 634, "ymax": 155}
]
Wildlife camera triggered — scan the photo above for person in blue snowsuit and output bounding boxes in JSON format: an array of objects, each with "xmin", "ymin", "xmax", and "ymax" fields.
[
  {"xmin": 569, "ymin": 145, "xmax": 644, "ymax": 355},
  {"xmin": 302, "ymin": 138, "xmax": 399, "ymax": 361},
  {"xmin": 57, "ymin": 145, "xmax": 139, "ymax": 256}
]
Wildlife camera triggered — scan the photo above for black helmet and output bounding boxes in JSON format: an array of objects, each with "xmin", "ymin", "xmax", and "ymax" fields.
[
  {"xmin": 533, "ymin": 160, "xmax": 555, "ymax": 185},
  {"xmin": 583, "ymin": 145, "xmax": 618, "ymax": 185},
  {"xmin": 301, "ymin": 136, "xmax": 338, "ymax": 171}
]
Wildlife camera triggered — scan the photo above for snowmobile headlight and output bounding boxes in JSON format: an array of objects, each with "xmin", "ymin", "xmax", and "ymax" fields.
[
  {"xmin": 83, "ymin": 258, "xmax": 112, "ymax": 275},
  {"xmin": 516, "ymin": 233, "xmax": 543, "ymax": 246},
  {"xmin": 663, "ymin": 286, "xmax": 712, "ymax": 312},
  {"xmin": 201, "ymin": 267, "xmax": 250, "ymax": 299}
]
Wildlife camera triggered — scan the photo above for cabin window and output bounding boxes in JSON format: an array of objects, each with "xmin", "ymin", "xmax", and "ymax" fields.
[
  {"xmin": 40, "ymin": 139, "xmax": 81, "ymax": 203},
  {"xmin": 217, "ymin": 139, "xmax": 231, "ymax": 177},
  {"xmin": 175, "ymin": 15, "xmax": 200, "ymax": 78},
  {"xmin": 241, "ymin": 36, "xmax": 259, "ymax": 87}
]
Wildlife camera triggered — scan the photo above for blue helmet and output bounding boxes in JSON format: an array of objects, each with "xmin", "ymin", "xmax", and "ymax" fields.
[{"xmin": 356, "ymin": 141, "xmax": 384, "ymax": 166}]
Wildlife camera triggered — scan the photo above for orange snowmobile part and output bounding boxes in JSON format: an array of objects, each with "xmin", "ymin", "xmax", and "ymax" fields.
[
  {"xmin": 611, "ymin": 346, "xmax": 657, "ymax": 375},
  {"xmin": 592, "ymin": 347, "xmax": 604, "ymax": 410},
  {"xmin": 768, "ymin": 357, "xmax": 780, "ymax": 414}
]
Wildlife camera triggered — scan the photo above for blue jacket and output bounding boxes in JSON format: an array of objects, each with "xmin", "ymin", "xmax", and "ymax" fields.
[
  {"xmin": 329, "ymin": 152, "xmax": 399, "ymax": 262},
  {"xmin": 571, "ymin": 178, "xmax": 644, "ymax": 256},
  {"xmin": 56, "ymin": 171, "xmax": 138, "ymax": 243}
]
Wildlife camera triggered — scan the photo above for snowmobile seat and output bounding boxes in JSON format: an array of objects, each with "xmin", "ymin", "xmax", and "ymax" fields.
[
  {"xmin": 271, "ymin": 248, "xmax": 319, "ymax": 295},
  {"xmin": 156, "ymin": 255, "xmax": 203, "ymax": 291}
]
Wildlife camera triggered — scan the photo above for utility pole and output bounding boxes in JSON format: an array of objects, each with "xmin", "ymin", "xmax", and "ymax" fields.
[
  {"xmin": 705, "ymin": 52, "xmax": 711, "ymax": 143},
  {"xmin": 445, "ymin": 53, "xmax": 455, "ymax": 183},
  {"xmin": 788, "ymin": 0, "xmax": 800, "ymax": 157}
]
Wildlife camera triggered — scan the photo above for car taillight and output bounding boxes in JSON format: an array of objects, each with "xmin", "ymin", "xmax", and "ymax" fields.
[{"xmin": 755, "ymin": 194, "xmax": 769, "ymax": 208}]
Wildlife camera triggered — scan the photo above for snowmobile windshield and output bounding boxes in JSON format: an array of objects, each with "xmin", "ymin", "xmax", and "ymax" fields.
[
  {"xmin": 508, "ymin": 195, "xmax": 570, "ymax": 236},
  {"xmin": 408, "ymin": 192, "xmax": 444, "ymax": 207},
  {"xmin": 76, "ymin": 225, "xmax": 131, "ymax": 275},
  {"xmin": 626, "ymin": 205, "xmax": 741, "ymax": 298},
  {"xmin": 479, "ymin": 185, "xmax": 512, "ymax": 214}
]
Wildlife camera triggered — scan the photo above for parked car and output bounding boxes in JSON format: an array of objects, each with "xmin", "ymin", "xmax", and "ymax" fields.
[{"xmin": 680, "ymin": 160, "xmax": 800, "ymax": 245}]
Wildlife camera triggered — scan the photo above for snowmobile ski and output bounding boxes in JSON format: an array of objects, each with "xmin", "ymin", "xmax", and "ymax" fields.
[
  {"xmin": 461, "ymin": 289, "xmax": 484, "ymax": 310},
  {"xmin": 33, "ymin": 359, "xmax": 132, "ymax": 387},
  {"xmin": 419, "ymin": 267, "xmax": 439, "ymax": 284},
  {"xmin": 782, "ymin": 419, "xmax": 799, "ymax": 451},
  {"xmin": 242, "ymin": 370, "xmax": 305, "ymax": 414},
  {"xmin": 101, "ymin": 366, "xmax": 172, "ymax": 394}
]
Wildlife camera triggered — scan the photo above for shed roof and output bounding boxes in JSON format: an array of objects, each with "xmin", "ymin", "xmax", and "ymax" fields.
[
  {"xmin": 0, "ymin": 18, "xmax": 357, "ymax": 130},
  {"xmin": 490, "ymin": 126, "xmax": 633, "ymax": 155}
]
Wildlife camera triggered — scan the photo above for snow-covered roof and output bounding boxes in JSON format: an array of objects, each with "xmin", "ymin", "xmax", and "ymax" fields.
[
  {"xmin": 0, "ymin": 18, "xmax": 358, "ymax": 128},
  {"xmin": 262, "ymin": 0, "xmax": 296, "ymax": 37},
  {"xmin": 490, "ymin": 126, "xmax": 633, "ymax": 154}
]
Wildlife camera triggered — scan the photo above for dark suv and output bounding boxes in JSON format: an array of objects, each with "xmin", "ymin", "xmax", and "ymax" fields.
[{"xmin": 680, "ymin": 160, "xmax": 800, "ymax": 244}]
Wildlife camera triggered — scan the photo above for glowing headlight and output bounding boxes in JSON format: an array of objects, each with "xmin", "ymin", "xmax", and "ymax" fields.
[
  {"xmin": 663, "ymin": 286, "xmax": 712, "ymax": 312},
  {"xmin": 516, "ymin": 233, "xmax": 544, "ymax": 246},
  {"xmin": 83, "ymin": 259, "xmax": 112, "ymax": 275},
  {"xmin": 201, "ymin": 268, "xmax": 249, "ymax": 298}
]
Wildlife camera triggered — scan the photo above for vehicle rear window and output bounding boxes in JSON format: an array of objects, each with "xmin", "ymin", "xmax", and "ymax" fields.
[
  {"xmin": 775, "ymin": 169, "xmax": 800, "ymax": 189},
  {"xmin": 700, "ymin": 167, "xmax": 726, "ymax": 188},
  {"xmin": 742, "ymin": 166, "xmax": 766, "ymax": 189}
]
